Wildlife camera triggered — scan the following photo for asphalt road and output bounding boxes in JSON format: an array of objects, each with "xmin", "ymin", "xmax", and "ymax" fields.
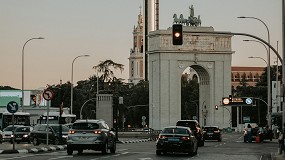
[{"xmin": 0, "ymin": 132, "xmax": 279, "ymax": 160}]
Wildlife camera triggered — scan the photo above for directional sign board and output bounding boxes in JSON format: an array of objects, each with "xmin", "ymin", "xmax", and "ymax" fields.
[
  {"xmin": 43, "ymin": 89, "xmax": 54, "ymax": 101},
  {"xmin": 7, "ymin": 101, "xmax": 19, "ymax": 113},
  {"xmin": 222, "ymin": 97, "xmax": 254, "ymax": 106}
]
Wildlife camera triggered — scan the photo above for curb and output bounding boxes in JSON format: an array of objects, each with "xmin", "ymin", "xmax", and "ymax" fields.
[
  {"xmin": 0, "ymin": 139, "xmax": 150, "ymax": 154},
  {"xmin": 0, "ymin": 145, "xmax": 67, "ymax": 154}
]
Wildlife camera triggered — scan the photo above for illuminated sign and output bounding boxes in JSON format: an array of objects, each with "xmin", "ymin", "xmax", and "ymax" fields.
[{"xmin": 222, "ymin": 97, "xmax": 254, "ymax": 106}]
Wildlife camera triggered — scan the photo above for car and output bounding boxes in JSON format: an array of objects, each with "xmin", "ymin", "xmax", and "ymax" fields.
[
  {"xmin": 2, "ymin": 125, "xmax": 23, "ymax": 142},
  {"xmin": 176, "ymin": 120, "xmax": 204, "ymax": 146},
  {"xmin": 203, "ymin": 126, "xmax": 222, "ymax": 141},
  {"xmin": 11, "ymin": 126, "xmax": 33, "ymax": 144},
  {"xmin": 66, "ymin": 119, "xmax": 116, "ymax": 155},
  {"xmin": 30, "ymin": 124, "xmax": 70, "ymax": 146},
  {"xmin": 156, "ymin": 126, "xmax": 198, "ymax": 156}
]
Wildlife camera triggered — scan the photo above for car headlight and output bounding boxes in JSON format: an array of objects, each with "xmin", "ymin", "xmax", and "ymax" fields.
[
  {"xmin": 11, "ymin": 135, "xmax": 14, "ymax": 138},
  {"xmin": 62, "ymin": 135, "xmax": 68, "ymax": 139},
  {"xmin": 23, "ymin": 134, "xmax": 28, "ymax": 138}
]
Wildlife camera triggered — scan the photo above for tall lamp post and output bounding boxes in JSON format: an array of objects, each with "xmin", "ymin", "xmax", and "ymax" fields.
[
  {"xmin": 238, "ymin": 16, "xmax": 272, "ymax": 128},
  {"xmin": 21, "ymin": 37, "xmax": 44, "ymax": 112},
  {"xmin": 245, "ymin": 39, "xmax": 271, "ymax": 128},
  {"xmin": 70, "ymin": 54, "xmax": 90, "ymax": 114},
  {"xmin": 248, "ymin": 55, "xmax": 271, "ymax": 127}
]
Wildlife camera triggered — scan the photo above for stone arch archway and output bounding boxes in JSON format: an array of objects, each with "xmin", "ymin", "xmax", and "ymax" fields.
[{"xmin": 148, "ymin": 26, "xmax": 233, "ymax": 130}]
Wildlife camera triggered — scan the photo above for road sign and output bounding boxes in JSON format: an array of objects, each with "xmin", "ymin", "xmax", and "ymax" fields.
[
  {"xmin": 222, "ymin": 97, "xmax": 254, "ymax": 106},
  {"xmin": 7, "ymin": 101, "xmax": 19, "ymax": 113},
  {"xmin": 43, "ymin": 89, "xmax": 54, "ymax": 101}
]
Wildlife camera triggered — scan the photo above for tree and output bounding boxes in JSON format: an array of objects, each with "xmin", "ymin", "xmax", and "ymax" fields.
[{"xmin": 93, "ymin": 60, "xmax": 124, "ymax": 83}]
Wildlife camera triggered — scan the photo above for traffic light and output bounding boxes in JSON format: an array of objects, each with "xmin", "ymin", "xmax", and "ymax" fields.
[
  {"xmin": 229, "ymin": 95, "xmax": 232, "ymax": 102},
  {"xmin": 215, "ymin": 105, "xmax": 218, "ymax": 110},
  {"xmin": 172, "ymin": 24, "xmax": 183, "ymax": 45}
]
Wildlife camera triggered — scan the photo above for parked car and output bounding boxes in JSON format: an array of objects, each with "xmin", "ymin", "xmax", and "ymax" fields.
[
  {"xmin": 66, "ymin": 119, "xmax": 116, "ymax": 155},
  {"xmin": 203, "ymin": 126, "xmax": 222, "ymax": 141},
  {"xmin": 30, "ymin": 124, "xmax": 70, "ymax": 146},
  {"xmin": 2, "ymin": 125, "xmax": 23, "ymax": 142},
  {"xmin": 176, "ymin": 120, "xmax": 204, "ymax": 146},
  {"xmin": 11, "ymin": 126, "xmax": 33, "ymax": 144},
  {"xmin": 156, "ymin": 126, "xmax": 198, "ymax": 156}
]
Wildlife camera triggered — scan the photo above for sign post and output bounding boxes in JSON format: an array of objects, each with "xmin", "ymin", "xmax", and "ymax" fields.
[
  {"xmin": 43, "ymin": 89, "xmax": 54, "ymax": 145},
  {"xmin": 7, "ymin": 101, "xmax": 19, "ymax": 151}
]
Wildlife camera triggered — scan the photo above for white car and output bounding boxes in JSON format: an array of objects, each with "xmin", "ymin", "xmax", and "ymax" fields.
[{"xmin": 2, "ymin": 125, "xmax": 23, "ymax": 143}]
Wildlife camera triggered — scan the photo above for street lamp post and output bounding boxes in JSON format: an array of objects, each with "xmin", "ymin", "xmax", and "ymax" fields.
[
  {"xmin": 70, "ymin": 55, "xmax": 90, "ymax": 114},
  {"xmin": 21, "ymin": 37, "xmax": 44, "ymax": 112},
  {"xmin": 247, "ymin": 39, "xmax": 271, "ymax": 128},
  {"xmin": 238, "ymin": 16, "xmax": 272, "ymax": 129},
  {"xmin": 80, "ymin": 98, "xmax": 96, "ymax": 119}
]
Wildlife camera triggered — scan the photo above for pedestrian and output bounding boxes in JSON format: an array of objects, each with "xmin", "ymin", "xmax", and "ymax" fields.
[{"xmin": 246, "ymin": 124, "xmax": 252, "ymax": 143}]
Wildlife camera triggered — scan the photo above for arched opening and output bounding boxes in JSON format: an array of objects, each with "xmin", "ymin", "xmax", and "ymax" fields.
[{"xmin": 181, "ymin": 65, "xmax": 210, "ymax": 125}]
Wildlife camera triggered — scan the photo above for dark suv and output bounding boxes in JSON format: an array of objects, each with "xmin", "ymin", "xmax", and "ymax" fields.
[
  {"xmin": 203, "ymin": 126, "xmax": 222, "ymax": 141},
  {"xmin": 66, "ymin": 119, "xmax": 116, "ymax": 155},
  {"xmin": 176, "ymin": 120, "xmax": 204, "ymax": 146},
  {"xmin": 30, "ymin": 124, "xmax": 70, "ymax": 145}
]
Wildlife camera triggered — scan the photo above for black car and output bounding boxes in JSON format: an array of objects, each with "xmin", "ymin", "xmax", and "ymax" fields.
[
  {"xmin": 11, "ymin": 126, "xmax": 33, "ymax": 144},
  {"xmin": 176, "ymin": 120, "xmax": 204, "ymax": 146},
  {"xmin": 203, "ymin": 126, "xmax": 222, "ymax": 141},
  {"xmin": 156, "ymin": 126, "xmax": 198, "ymax": 156},
  {"xmin": 30, "ymin": 124, "xmax": 69, "ymax": 146},
  {"xmin": 66, "ymin": 119, "xmax": 116, "ymax": 155}
]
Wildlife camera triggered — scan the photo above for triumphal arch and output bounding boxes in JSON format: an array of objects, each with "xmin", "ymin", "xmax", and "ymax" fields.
[{"xmin": 148, "ymin": 25, "xmax": 233, "ymax": 130}]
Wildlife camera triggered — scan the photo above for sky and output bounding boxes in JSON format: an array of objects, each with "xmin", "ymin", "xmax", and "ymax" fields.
[{"xmin": 0, "ymin": 0, "xmax": 282, "ymax": 90}]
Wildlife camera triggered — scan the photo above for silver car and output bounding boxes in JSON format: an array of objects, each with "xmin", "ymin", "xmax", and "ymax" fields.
[{"xmin": 66, "ymin": 119, "xmax": 116, "ymax": 155}]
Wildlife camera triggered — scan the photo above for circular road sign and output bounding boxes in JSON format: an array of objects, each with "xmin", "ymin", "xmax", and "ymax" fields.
[
  {"xmin": 245, "ymin": 98, "xmax": 253, "ymax": 105},
  {"xmin": 7, "ymin": 101, "xmax": 19, "ymax": 113},
  {"xmin": 222, "ymin": 98, "xmax": 230, "ymax": 105},
  {"xmin": 43, "ymin": 89, "xmax": 54, "ymax": 101}
]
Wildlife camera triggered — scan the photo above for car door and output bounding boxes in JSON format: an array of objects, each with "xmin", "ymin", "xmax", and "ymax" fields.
[{"xmin": 38, "ymin": 125, "xmax": 47, "ymax": 143}]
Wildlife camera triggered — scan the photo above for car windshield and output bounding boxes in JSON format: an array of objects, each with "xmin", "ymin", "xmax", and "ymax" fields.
[
  {"xmin": 72, "ymin": 123, "xmax": 99, "ymax": 130},
  {"xmin": 176, "ymin": 121, "xmax": 196, "ymax": 130},
  {"xmin": 204, "ymin": 127, "xmax": 218, "ymax": 132},
  {"xmin": 50, "ymin": 125, "xmax": 70, "ymax": 132},
  {"xmin": 3, "ymin": 126, "xmax": 17, "ymax": 131},
  {"xmin": 15, "ymin": 127, "xmax": 30, "ymax": 132},
  {"xmin": 162, "ymin": 128, "xmax": 188, "ymax": 134}
]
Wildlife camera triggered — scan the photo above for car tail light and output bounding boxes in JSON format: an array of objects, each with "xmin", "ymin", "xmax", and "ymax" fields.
[
  {"xmin": 181, "ymin": 136, "xmax": 190, "ymax": 140},
  {"xmin": 158, "ymin": 135, "xmax": 167, "ymax": 139},
  {"xmin": 94, "ymin": 130, "xmax": 102, "ymax": 134},
  {"xmin": 69, "ymin": 130, "xmax": 76, "ymax": 134}
]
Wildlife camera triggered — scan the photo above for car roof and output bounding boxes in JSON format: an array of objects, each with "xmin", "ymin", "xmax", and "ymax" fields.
[
  {"xmin": 204, "ymin": 126, "xmax": 219, "ymax": 128},
  {"xmin": 163, "ymin": 126, "xmax": 190, "ymax": 129},
  {"xmin": 74, "ymin": 119, "xmax": 105, "ymax": 123}
]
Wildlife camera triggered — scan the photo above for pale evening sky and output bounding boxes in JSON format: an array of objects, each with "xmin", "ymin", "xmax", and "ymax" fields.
[{"xmin": 0, "ymin": 0, "xmax": 282, "ymax": 90}]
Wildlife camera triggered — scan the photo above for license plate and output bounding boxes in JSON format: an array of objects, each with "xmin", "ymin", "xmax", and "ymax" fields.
[
  {"xmin": 80, "ymin": 137, "xmax": 89, "ymax": 140},
  {"xmin": 168, "ymin": 138, "xmax": 179, "ymax": 142},
  {"xmin": 16, "ymin": 138, "xmax": 22, "ymax": 140}
]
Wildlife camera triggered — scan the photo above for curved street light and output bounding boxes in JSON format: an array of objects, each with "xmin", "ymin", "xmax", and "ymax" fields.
[
  {"xmin": 70, "ymin": 54, "xmax": 90, "ymax": 114},
  {"xmin": 246, "ymin": 39, "xmax": 271, "ymax": 129},
  {"xmin": 80, "ymin": 98, "xmax": 96, "ymax": 119},
  {"xmin": 21, "ymin": 37, "xmax": 44, "ymax": 112},
  {"xmin": 238, "ymin": 16, "xmax": 272, "ymax": 129}
]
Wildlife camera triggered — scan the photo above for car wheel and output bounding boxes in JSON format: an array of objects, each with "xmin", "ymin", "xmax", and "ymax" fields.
[
  {"xmin": 53, "ymin": 138, "xmax": 59, "ymax": 145},
  {"xmin": 78, "ymin": 149, "xmax": 83, "ymax": 155},
  {"xmin": 17, "ymin": 141, "xmax": 20, "ymax": 144},
  {"xmin": 101, "ymin": 142, "xmax": 108, "ymax": 154},
  {"xmin": 218, "ymin": 138, "xmax": 222, "ymax": 142},
  {"xmin": 32, "ymin": 137, "xmax": 40, "ymax": 146},
  {"xmin": 110, "ymin": 140, "xmax": 116, "ymax": 153},
  {"xmin": 67, "ymin": 146, "xmax": 73, "ymax": 155},
  {"xmin": 156, "ymin": 150, "xmax": 161, "ymax": 155}
]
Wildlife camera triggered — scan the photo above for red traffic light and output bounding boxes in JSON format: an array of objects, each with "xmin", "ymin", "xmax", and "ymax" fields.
[{"xmin": 172, "ymin": 24, "xmax": 183, "ymax": 45}]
